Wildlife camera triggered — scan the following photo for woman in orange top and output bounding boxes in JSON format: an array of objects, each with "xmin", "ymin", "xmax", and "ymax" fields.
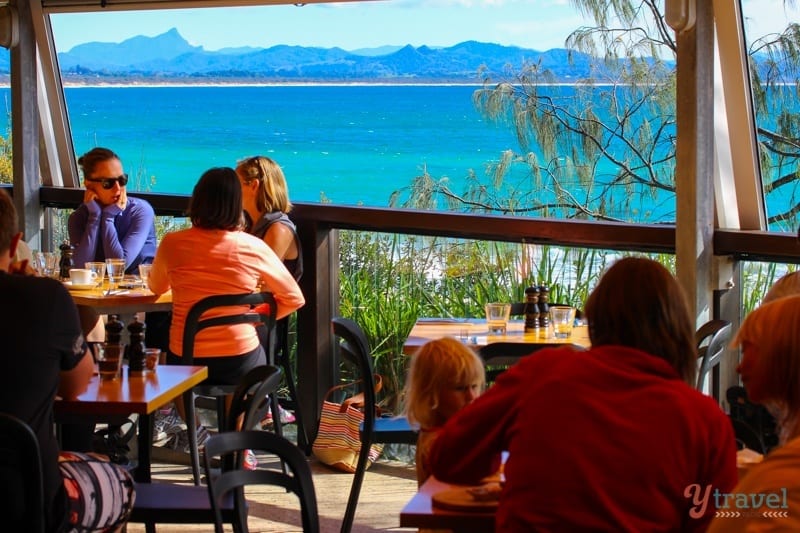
[{"xmin": 148, "ymin": 166, "xmax": 305, "ymax": 384}]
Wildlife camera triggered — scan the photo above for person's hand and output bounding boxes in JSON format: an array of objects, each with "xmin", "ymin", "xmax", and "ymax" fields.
[
  {"xmin": 83, "ymin": 188, "xmax": 98, "ymax": 204},
  {"xmin": 9, "ymin": 258, "xmax": 36, "ymax": 276}
]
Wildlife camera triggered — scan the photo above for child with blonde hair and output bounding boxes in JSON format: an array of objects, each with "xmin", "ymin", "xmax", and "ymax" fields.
[{"xmin": 404, "ymin": 336, "xmax": 485, "ymax": 485}]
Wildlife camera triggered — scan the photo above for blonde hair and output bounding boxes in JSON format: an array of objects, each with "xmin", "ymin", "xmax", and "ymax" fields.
[
  {"xmin": 236, "ymin": 156, "xmax": 292, "ymax": 214},
  {"xmin": 733, "ymin": 295, "xmax": 800, "ymax": 439},
  {"xmin": 763, "ymin": 271, "xmax": 800, "ymax": 305},
  {"xmin": 404, "ymin": 337, "xmax": 485, "ymax": 429}
]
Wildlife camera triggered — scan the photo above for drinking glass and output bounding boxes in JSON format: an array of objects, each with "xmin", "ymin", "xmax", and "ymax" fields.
[
  {"xmin": 550, "ymin": 306, "xmax": 577, "ymax": 339},
  {"xmin": 85, "ymin": 262, "xmax": 106, "ymax": 291},
  {"xmin": 485, "ymin": 303, "xmax": 511, "ymax": 335},
  {"xmin": 36, "ymin": 251, "xmax": 58, "ymax": 278},
  {"xmin": 138, "ymin": 264, "xmax": 153, "ymax": 291},
  {"xmin": 144, "ymin": 348, "xmax": 162, "ymax": 372},
  {"xmin": 95, "ymin": 343, "xmax": 122, "ymax": 381},
  {"xmin": 105, "ymin": 258, "xmax": 126, "ymax": 291}
]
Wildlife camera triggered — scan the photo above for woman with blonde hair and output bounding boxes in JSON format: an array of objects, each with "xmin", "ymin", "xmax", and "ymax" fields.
[
  {"xmin": 708, "ymin": 294, "xmax": 800, "ymax": 531},
  {"xmin": 404, "ymin": 336, "xmax": 485, "ymax": 486},
  {"xmin": 236, "ymin": 155, "xmax": 301, "ymax": 281},
  {"xmin": 236, "ymin": 155, "xmax": 303, "ymax": 427}
]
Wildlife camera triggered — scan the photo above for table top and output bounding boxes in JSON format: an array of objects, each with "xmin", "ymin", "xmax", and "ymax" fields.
[
  {"xmin": 400, "ymin": 476, "xmax": 496, "ymax": 533},
  {"xmin": 55, "ymin": 365, "xmax": 207, "ymax": 417},
  {"xmin": 67, "ymin": 283, "xmax": 173, "ymax": 314},
  {"xmin": 403, "ymin": 318, "xmax": 591, "ymax": 354}
]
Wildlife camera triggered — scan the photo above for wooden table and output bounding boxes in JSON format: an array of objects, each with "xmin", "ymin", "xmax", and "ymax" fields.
[
  {"xmin": 400, "ymin": 476, "xmax": 496, "ymax": 532},
  {"xmin": 403, "ymin": 318, "xmax": 591, "ymax": 354},
  {"xmin": 55, "ymin": 365, "xmax": 208, "ymax": 482},
  {"xmin": 67, "ymin": 284, "xmax": 172, "ymax": 315}
]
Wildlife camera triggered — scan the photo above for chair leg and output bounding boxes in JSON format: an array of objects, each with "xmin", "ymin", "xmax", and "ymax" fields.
[
  {"xmin": 216, "ymin": 395, "xmax": 227, "ymax": 434},
  {"xmin": 268, "ymin": 392, "xmax": 288, "ymax": 476},
  {"xmin": 279, "ymin": 354, "xmax": 310, "ymax": 455},
  {"xmin": 182, "ymin": 390, "xmax": 202, "ymax": 485},
  {"xmin": 341, "ymin": 442, "xmax": 372, "ymax": 533}
]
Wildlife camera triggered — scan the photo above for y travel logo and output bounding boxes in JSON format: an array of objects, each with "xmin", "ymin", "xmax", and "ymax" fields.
[{"xmin": 685, "ymin": 484, "xmax": 790, "ymax": 519}]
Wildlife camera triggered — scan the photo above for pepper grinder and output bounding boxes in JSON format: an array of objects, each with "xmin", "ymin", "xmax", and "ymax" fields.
[
  {"xmin": 538, "ymin": 285, "xmax": 551, "ymax": 332},
  {"xmin": 101, "ymin": 314, "xmax": 125, "ymax": 368},
  {"xmin": 524, "ymin": 286, "xmax": 540, "ymax": 333},
  {"xmin": 105, "ymin": 314, "xmax": 124, "ymax": 346},
  {"xmin": 126, "ymin": 316, "xmax": 147, "ymax": 377},
  {"xmin": 58, "ymin": 241, "xmax": 75, "ymax": 280}
]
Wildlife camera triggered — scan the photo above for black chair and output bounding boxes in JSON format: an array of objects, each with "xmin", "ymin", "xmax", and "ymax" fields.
[
  {"xmin": 727, "ymin": 385, "xmax": 779, "ymax": 453},
  {"xmin": 179, "ymin": 291, "xmax": 278, "ymax": 484},
  {"xmin": 730, "ymin": 417, "xmax": 767, "ymax": 454},
  {"xmin": 273, "ymin": 314, "xmax": 310, "ymax": 455},
  {"xmin": 204, "ymin": 430, "xmax": 320, "ymax": 533},
  {"xmin": 331, "ymin": 317, "xmax": 418, "ymax": 533},
  {"xmin": 129, "ymin": 365, "xmax": 283, "ymax": 533},
  {"xmin": 0, "ymin": 413, "xmax": 45, "ymax": 533},
  {"xmin": 694, "ymin": 319, "xmax": 732, "ymax": 400},
  {"xmin": 479, "ymin": 342, "xmax": 583, "ymax": 384}
]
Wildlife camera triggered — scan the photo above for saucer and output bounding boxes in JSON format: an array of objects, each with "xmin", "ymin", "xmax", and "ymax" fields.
[{"xmin": 63, "ymin": 281, "xmax": 97, "ymax": 290}]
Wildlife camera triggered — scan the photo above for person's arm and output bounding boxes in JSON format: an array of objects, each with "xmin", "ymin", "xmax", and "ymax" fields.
[
  {"xmin": 58, "ymin": 348, "xmax": 93, "ymax": 400},
  {"xmin": 256, "ymin": 241, "xmax": 305, "ymax": 319},
  {"xmin": 68, "ymin": 202, "xmax": 102, "ymax": 267},
  {"xmin": 429, "ymin": 367, "xmax": 519, "ymax": 484},
  {"xmin": 100, "ymin": 199, "xmax": 155, "ymax": 269},
  {"xmin": 50, "ymin": 283, "xmax": 93, "ymax": 399},
  {"xmin": 147, "ymin": 236, "xmax": 171, "ymax": 295},
  {"xmin": 263, "ymin": 222, "xmax": 296, "ymax": 260}
]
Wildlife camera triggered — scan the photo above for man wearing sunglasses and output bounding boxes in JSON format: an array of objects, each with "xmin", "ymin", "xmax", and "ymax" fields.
[{"xmin": 68, "ymin": 147, "xmax": 157, "ymax": 277}]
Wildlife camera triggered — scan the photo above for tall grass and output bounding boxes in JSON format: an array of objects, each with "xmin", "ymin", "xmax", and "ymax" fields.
[
  {"xmin": 337, "ymin": 233, "xmax": 797, "ymax": 412},
  {"xmin": 337, "ymin": 230, "xmax": 617, "ymax": 412}
]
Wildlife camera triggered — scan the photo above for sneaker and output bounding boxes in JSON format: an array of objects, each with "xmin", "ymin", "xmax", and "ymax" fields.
[
  {"xmin": 243, "ymin": 449, "xmax": 258, "ymax": 471},
  {"xmin": 261, "ymin": 405, "xmax": 296, "ymax": 428},
  {"xmin": 167, "ymin": 425, "xmax": 213, "ymax": 454},
  {"xmin": 153, "ymin": 406, "xmax": 186, "ymax": 445}
]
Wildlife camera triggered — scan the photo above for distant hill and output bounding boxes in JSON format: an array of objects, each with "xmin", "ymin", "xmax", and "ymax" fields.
[
  {"xmin": 0, "ymin": 28, "xmax": 674, "ymax": 83},
  {"xmin": 52, "ymin": 28, "xmax": 605, "ymax": 83}
]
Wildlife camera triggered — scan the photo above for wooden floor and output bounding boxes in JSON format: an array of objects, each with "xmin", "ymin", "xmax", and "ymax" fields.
[{"xmin": 126, "ymin": 442, "xmax": 420, "ymax": 533}]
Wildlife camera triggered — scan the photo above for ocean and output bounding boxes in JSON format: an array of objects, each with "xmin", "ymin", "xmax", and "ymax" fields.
[
  {"xmin": 9, "ymin": 84, "xmax": 795, "ymax": 225},
  {"xmin": 37, "ymin": 85, "xmax": 523, "ymax": 208}
]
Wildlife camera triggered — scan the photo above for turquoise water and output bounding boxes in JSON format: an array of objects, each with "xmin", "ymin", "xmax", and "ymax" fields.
[
  {"xmin": 2, "ymin": 84, "xmax": 797, "ymax": 226},
  {"xmin": 53, "ymin": 85, "xmax": 522, "ymax": 207}
]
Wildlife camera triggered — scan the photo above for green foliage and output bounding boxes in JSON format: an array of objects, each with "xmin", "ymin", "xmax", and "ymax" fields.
[
  {"xmin": 337, "ymin": 228, "xmax": 619, "ymax": 410},
  {"xmin": 0, "ymin": 128, "xmax": 11, "ymax": 184}
]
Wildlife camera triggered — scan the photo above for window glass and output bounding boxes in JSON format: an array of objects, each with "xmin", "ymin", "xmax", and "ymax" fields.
[
  {"xmin": 740, "ymin": 0, "xmax": 800, "ymax": 232},
  {"xmin": 41, "ymin": 2, "xmax": 684, "ymax": 224}
]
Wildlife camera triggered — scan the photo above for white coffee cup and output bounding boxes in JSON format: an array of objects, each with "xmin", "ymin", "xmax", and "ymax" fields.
[{"xmin": 69, "ymin": 268, "xmax": 97, "ymax": 286}]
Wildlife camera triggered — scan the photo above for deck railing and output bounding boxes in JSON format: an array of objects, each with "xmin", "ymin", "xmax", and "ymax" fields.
[{"xmin": 30, "ymin": 186, "xmax": 800, "ymax": 440}]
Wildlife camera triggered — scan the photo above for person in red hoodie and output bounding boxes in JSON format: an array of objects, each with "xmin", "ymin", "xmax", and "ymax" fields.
[{"xmin": 430, "ymin": 257, "xmax": 737, "ymax": 532}]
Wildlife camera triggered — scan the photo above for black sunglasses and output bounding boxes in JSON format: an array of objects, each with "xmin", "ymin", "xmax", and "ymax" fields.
[{"xmin": 86, "ymin": 174, "xmax": 128, "ymax": 190}]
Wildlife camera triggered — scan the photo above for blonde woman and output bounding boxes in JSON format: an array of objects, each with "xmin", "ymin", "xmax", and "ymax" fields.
[
  {"xmin": 236, "ymin": 155, "xmax": 304, "ymax": 427},
  {"xmin": 236, "ymin": 155, "xmax": 302, "ymax": 281}
]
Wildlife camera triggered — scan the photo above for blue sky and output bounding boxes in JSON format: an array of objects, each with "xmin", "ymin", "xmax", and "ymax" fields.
[{"xmin": 50, "ymin": 0, "xmax": 799, "ymax": 53}]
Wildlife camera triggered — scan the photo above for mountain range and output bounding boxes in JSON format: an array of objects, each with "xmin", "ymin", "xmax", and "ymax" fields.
[{"xmin": 0, "ymin": 28, "xmax": 604, "ymax": 83}]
